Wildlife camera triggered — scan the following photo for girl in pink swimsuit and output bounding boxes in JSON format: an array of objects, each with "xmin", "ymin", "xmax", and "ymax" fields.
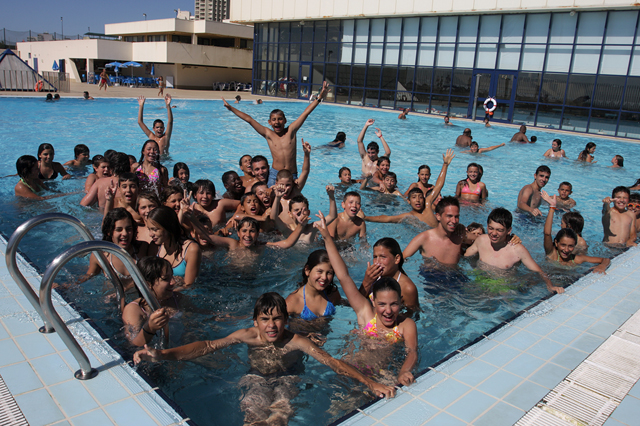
[
  {"xmin": 455, "ymin": 162, "xmax": 488, "ymax": 202},
  {"xmin": 134, "ymin": 140, "xmax": 168, "ymax": 196}
]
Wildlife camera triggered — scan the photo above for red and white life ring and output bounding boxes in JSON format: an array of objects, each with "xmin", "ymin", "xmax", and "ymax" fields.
[
  {"xmin": 483, "ymin": 97, "xmax": 497, "ymax": 112},
  {"xmin": 35, "ymin": 80, "xmax": 44, "ymax": 92}
]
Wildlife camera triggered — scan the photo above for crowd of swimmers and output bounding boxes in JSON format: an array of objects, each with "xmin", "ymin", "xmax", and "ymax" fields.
[{"xmin": 12, "ymin": 82, "xmax": 637, "ymax": 424}]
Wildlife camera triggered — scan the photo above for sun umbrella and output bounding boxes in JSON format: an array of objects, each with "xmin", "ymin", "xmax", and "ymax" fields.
[
  {"xmin": 105, "ymin": 61, "xmax": 124, "ymax": 78},
  {"xmin": 122, "ymin": 61, "xmax": 142, "ymax": 78},
  {"xmin": 52, "ymin": 60, "xmax": 59, "ymax": 71}
]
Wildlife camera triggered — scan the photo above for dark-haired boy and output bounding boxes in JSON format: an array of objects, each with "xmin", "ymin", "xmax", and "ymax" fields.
[
  {"xmin": 222, "ymin": 171, "xmax": 245, "ymax": 200},
  {"xmin": 271, "ymin": 187, "xmax": 337, "ymax": 244},
  {"xmin": 223, "ymin": 82, "xmax": 328, "ymax": 186},
  {"xmin": 602, "ymin": 186, "xmax": 637, "ymax": 247},
  {"xmin": 134, "ymin": 292, "xmax": 395, "ymax": 424},
  {"xmin": 337, "ymin": 167, "xmax": 362, "ymax": 186},
  {"xmin": 357, "ymin": 119, "xmax": 391, "ymax": 178},
  {"xmin": 556, "ymin": 182, "xmax": 576, "ymax": 210},
  {"xmin": 63, "ymin": 144, "xmax": 90, "ymax": 168},
  {"xmin": 191, "ymin": 179, "xmax": 240, "ymax": 226},
  {"xmin": 137, "ymin": 95, "xmax": 173, "ymax": 154},
  {"xmin": 464, "ymin": 208, "xmax": 564, "ymax": 294},
  {"xmin": 360, "ymin": 172, "xmax": 403, "ymax": 196},
  {"xmin": 328, "ymin": 191, "xmax": 367, "ymax": 242},
  {"xmin": 517, "ymin": 165, "xmax": 551, "ymax": 216},
  {"xmin": 103, "ymin": 172, "xmax": 141, "ymax": 223},
  {"xmin": 81, "ymin": 152, "xmax": 131, "ymax": 209}
]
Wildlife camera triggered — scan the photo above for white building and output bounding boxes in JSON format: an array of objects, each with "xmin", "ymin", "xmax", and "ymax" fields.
[
  {"xmin": 16, "ymin": 16, "xmax": 253, "ymax": 89},
  {"xmin": 231, "ymin": 0, "xmax": 640, "ymax": 139}
]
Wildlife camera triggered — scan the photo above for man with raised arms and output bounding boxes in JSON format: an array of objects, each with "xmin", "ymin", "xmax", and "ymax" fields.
[
  {"xmin": 464, "ymin": 207, "xmax": 564, "ymax": 294},
  {"xmin": 223, "ymin": 82, "xmax": 328, "ymax": 186},
  {"xmin": 137, "ymin": 95, "xmax": 173, "ymax": 155},
  {"xmin": 517, "ymin": 165, "xmax": 551, "ymax": 217}
]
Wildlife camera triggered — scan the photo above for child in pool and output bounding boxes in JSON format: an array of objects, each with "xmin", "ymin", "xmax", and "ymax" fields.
[
  {"xmin": 37, "ymin": 143, "xmax": 71, "ymax": 180},
  {"xmin": 161, "ymin": 186, "xmax": 192, "ymax": 228},
  {"xmin": 403, "ymin": 165, "xmax": 434, "ymax": 198},
  {"xmin": 357, "ymin": 119, "xmax": 392, "ymax": 179},
  {"xmin": 238, "ymin": 154, "xmax": 257, "ymax": 190},
  {"xmin": 137, "ymin": 95, "xmax": 173, "ymax": 155},
  {"xmin": 602, "ymin": 186, "xmax": 637, "ymax": 247},
  {"xmin": 316, "ymin": 213, "xmax": 417, "ymax": 386},
  {"xmin": 222, "ymin": 82, "xmax": 327, "ymax": 186},
  {"xmin": 462, "ymin": 222, "xmax": 485, "ymax": 253},
  {"xmin": 577, "ymin": 142, "xmax": 596, "ymax": 163},
  {"xmin": 63, "ymin": 144, "xmax": 90, "ymax": 168},
  {"xmin": 251, "ymin": 181, "xmax": 273, "ymax": 210},
  {"xmin": 136, "ymin": 192, "xmax": 160, "ymax": 243},
  {"xmin": 133, "ymin": 140, "xmax": 169, "ymax": 196},
  {"xmin": 286, "ymin": 250, "xmax": 341, "ymax": 320},
  {"xmin": 328, "ymin": 191, "xmax": 367, "ymax": 242},
  {"xmin": 337, "ymin": 167, "xmax": 362, "ymax": 185},
  {"xmin": 358, "ymin": 238, "xmax": 419, "ymax": 312},
  {"xmin": 371, "ymin": 156, "xmax": 391, "ymax": 186},
  {"xmin": 556, "ymin": 182, "xmax": 576, "ymax": 210},
  {"xmin": 455, "ymin": 163, "xmax": 488, "ymax": 202},
  {"xmin": 191, "ymin": 179, "xmax": 240, "ymax": 227},
  {"xmin": 15, "ymin": 155, "xmax": 46, "ymax": 199},
  {"xmin": 223, "ymin": 192, "xmax": 273, "ymax": 234},
  {"xmin": 272, "ymin": 158, "xmax": 312, "ymax": 228},
  {"xmin": 82, "ymin": 208, "xmax": 150, "ymax": 293},
  {"xmin": 221, "ymin": 171, "xmax": 245, "ymax": 200},
  {"xmin": 103, "ymin": 173, "xmax": 141, "ymax": 223},
  {"xmin": 360, "ymin": 172, "xmax": 403, "ymax": 196},
  {"xmin": 84, "ymin": 155, "xmax": 111, "ymax": 192},
  {"xmin": 461, "ymin": 141, "xmax": 505, "ymax": 154},
  {"xmin": 168, "ymin": 162, "xmax": 192, "ymax": 192},
  {"xmin": 133, "ymin": 292, "xmax": 395, "ymax": 425},
  {"xmin": 541, "ymin": 190, "xmax": 587, "ymax": 252}
]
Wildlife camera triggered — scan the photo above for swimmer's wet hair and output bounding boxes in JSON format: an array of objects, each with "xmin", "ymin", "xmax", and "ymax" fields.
[
  {"xmin": 613, "ymin": 186, "xmax": 630, "ymax": 198},
  {"xmin": 238, "ymin": 216, "xmax": 259, "ymax": 231},
  {"xmin": 630, "ymin": 193, "xmax": 640, "ymax": 203},
  {"xmin": 467, "ymin": 222, "xmax": 485, "ymax": 233},
  {"xmin": 555, "ymin": 228, "xmax": 577, "ymax": 244},
  {"xmin": 615, "ymin": 155, "xmax": 624, "ymax": 167},
  {"xmin": 372, "ymin": 277, "xmax": 402, "ymax": 299},
  {"xmin": 240, "ymin": 192, "xmax": 258, "ymax": 205},
  {"xmin": 578, "ymin": 142, "xmax": 596, "ymax": 161},
  {"xmin": 531, "ymin": 136, "xmax": 537, "ymax": 143},
  {"xmin": 374, "ymin": 238, "xmax": 406, "ymax": 274},
  {"xmin": 137, "ymin": 257, "xmax": 172, "ymax": 288},
  {"xmin": 253, "ymin": 292, "xmax": 288, "ymax": 321},
  {"xmin": 148, "ymin": 206, "xmax": 183, "ymax": 244},
  {"xmin": 553, "ymin": 139, "xmax": 562, "ymax": 147},
  {"xmin": 269, "ymin": 109, "xmax": 285, "ymax": 118},
  {"xmin": 119, "ymin": 172, "xmax": 139, "ymax": 186},
  {"xmin": 435, "ymin": 196, "xmax": 459, "ymax": 215},
  {"xmin": 239, "ymin": 155, "xmax": 252, "ymax": 167},
  {"xmin": 467, "ymin": 162, "xmax": 483, "ymax": 180},
  {"xmin": 536, "ymin": 165, "xmax": 551, "ymax": 175},
  {"xmin": 152, "ymin": 119, "xmax": 164, "ymax": 128},
  {"xmin": 562, "ymin": 212, "xmax": 584, "ymax": 235},
  {"xmin": 74, "ymin": 144, "xmax": 89, "ymax": 158},
  {"xmin": 385, "ymin": 171, "xmax": 397, "ymax": 181},
  {"xmin": 559, "ymin": 182, "xmax": 572, "ymax": 190},
  {"xmin": 222, "ymin": 170, "xmax": 239, "ymax": 186},
  {"xmin": 488, "ymin": 207, "xmax": 512, "ymax": 230},
  {"xmin": 276, "ymin": 169, "xmax": 293, "ymax": 181},
  {"xmin": 251, "ymin": 155, "xmax": 269, "ymax": 165},
  {"xmin": 138, "ymin": 140, "xmax": 162, "ymax": 165},
  {"xmin": 16, "ymin": 155, "xmax": 38, "ymax": 179},
  {"xmin": 418, "ymin": 164, "xmax": 431, "ymax": 173},
  {"xmin": 339, "ymin": 166, "xmax": 351, "ymax": 178},
  {"xmin": 334, "ymin": 132, "xmax": 346, "ymax": 142},
  {"xmin": 300, "ymin": 250, "xmax": 336, "ymax": 291},
  {"xmin": 408, "ymin": 188, "xmax": 424, "ymax": 198},
  {"xmin": 102, "ymin": 208, "xmax": 137, "ymax": 243},
  {"xmin": 38, "ymin": 143, "xmax": 54, "ymax": 157},
  {"xmin": 251, "ymin": 181, "xmax": 268, "ymax": 193},
  {"xmin": 161, "ymin": 185, "xmax": 182, "ymax": 204},
  {"xmin": 194, "ymin": 179, "xmax": 215, "ymax": 195},
  {"xmin": 378, "ymin": 156, "xmax": 390, "ymax": 166},
  {"xmin": 137, "ymin": 191, "xmax": 160, "ymax": 211},
  {"xmin": 343, "ymin": 191, "xmax": 361, "ymax": 202},
  {"xmin": 173, "ymin": 162, "xmax": 189, "ymax": 179},
  {"xmin": 288, "ymin": 195, "xmax": 309, "ymax": 211},
  {"xmin": 366, "ymin": 141, "xmax": 380, "ymax": 152},
  {"xmin": 470, "ymin": 142, "xmax": 479, "ymax": 148},
  {"xmin": 103, "ymin": 149, "xmax": 117, "ymax": 163}
]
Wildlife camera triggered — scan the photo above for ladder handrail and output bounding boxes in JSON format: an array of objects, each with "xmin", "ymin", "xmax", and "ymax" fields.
[
  {"xmin": 39, "ymin": 240, "xmax": 167, "ymax": 380},
  {"xmin": 5, "ymin": 213, "xmax": 126, "ymax": 332}
]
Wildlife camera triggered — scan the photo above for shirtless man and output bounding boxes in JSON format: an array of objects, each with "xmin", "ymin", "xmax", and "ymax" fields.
[
  {"xmin": 251, "ymin": 155, "xmax": 270, "ymax": 184},
  {"xmin": 464, "ymin": 208, "xmax": 564, "ymax": 294},
  {"xmin": 137, "ymin": 95, "xmax": 174, "ymax": 155},
  {"xmin": 602, "ymin": 186, "xmax": 637, "ymax": 247},
  {"xmin": 444, "ymin": 116, "xmax": 453, "ymax": 126},
  {"xmin": 398, "ymin": 108, "xmax": 409, "ymax": 119},
  {"xmin": 99, "ymin": 69, "xmax": 108, "ymax": 91},
  {"xmin": 80, "ymin": 152, "xmax": 131, "ymax": 210},
  {"xmin": 223, "ymin": 81, "xmax": 328, "ymax": 186},
  {"xmin": 517, "ymin": 165, "xmax": 551, "ymax": 217},
  {"xmin": 511, "ymin": 125, "xmax": 532, "ymax": 143},
  {"xmin": 402, "ymin": 197, "xmax": 467, "ymax": 266},
  {"xmin": 356, "ymin": 119, "xmax": 391, "ymax": 178},
  {"xmin": 455, "ymin": 128, "xmax": 472, "ymax": 147},
  {"xmin": 543, "ymin": 139, "xmax": 566, "ymax": 158}
]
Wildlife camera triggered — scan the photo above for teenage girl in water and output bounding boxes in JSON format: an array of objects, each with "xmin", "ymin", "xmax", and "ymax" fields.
[
  {"xmin": 455, "ymin": 163, "xmax": 488, "ymax": 202},
  {"xmin": 577, "ymin": 142, "xmax": 597, "ymax": 163},
  {"xmin": 403, "ymin": 165, "xmax": 434, "ymax": 198},
  {"xmin": 315, "ymin": 213, "xmax": 418, "ymax": 386},
  {"xmin": 133, "ymin": 140, "xmax": 168, "ymax": 195},
  {"xmin": 37, "ymin": 143, "xmax": 70, "ymax": 181},
  {"xmin": 136, "ymin": 192, "xmax": 160, "ymax": 243}
]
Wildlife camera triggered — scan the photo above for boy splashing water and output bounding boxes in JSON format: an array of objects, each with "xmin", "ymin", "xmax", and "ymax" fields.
[{"xmin": 223, "ymin": 82, "xmax": 328, "ymax": 186}]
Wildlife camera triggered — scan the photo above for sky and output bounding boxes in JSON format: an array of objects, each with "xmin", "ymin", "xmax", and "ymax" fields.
[{"xmin": 1, "ymin": 0, "xmax": 194, "ymax": 39}]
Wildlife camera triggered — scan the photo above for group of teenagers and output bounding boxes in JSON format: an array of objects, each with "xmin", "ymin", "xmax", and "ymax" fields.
[{"xmin": 11, "ymin": 82, "xmax": 634, "ymax": 424}]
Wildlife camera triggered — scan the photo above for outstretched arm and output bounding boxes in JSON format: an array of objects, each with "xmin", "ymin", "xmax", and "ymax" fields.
[
  {"xmin": 365, "ymin": 212, "xmax": 411, "ymax": 224},
  {"xmin": 374, "ymin": 128, "xmax": 391, "ymax": 157},
  {"xmin": 296, "ymin": 139, "xmax": 311, "ymax": 191},
  {"xmin": 426, "ymin": 149, "xmax": 455, "ymax": 205},
  {"xmin": 542, "ymin": 191, "xmax": 556, "ymax": 255},
  {"xmin": 288, "ymin": 81, "xmax": 329, "ymax": 134},
  {"xmin": 164, "ymin": 94, "xmax": 174, "ymax": 142},
  {"xmin": 268, "ymin": 213, "xmax": 309, "ymax": 248},
  {"xmin": 325, "ymin": 185, "xmax": 338, "ymax": 225},
  {"xmin": 222, "ymin": 98, "xmax": 269, "ymax": 137},
  {"xmin": 137, "ymin": 96, "xmax": 152, "ymax": 137},
  {"xmin": 356, "ymin": 119, "xmax": 375, "ymax": 159},
  {"xmin": 478, "ymin": 143, "xmax": 505, "ymax": 154},
  {"xmin": 518, "ymin": 246, "xmax": 564, "ymax": 293}
]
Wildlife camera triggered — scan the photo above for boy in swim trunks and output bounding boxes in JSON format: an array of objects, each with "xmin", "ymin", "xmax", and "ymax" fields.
[
  {"xmin": 360, "ymin": 172, "xmax": 403, "ymax": 196},
  {"xmin": 103, "ymin": 173, "xmax": 142, "ymax": 223},
  {"xmin": 517, "ymin": 165, "xmax": 551, "ymax": 216},
  {"xmin": 464, "ymin": 208, "xmax": 564, "ymax": 294},
  {"xmin": 63, "ymin": 144, "xmax": 90, "ymax": 168},
  {"xmin": 356, "ymin": 119, "xmax": 392, "ymax": 178},
  {"xmin": 191, "ymin": 179, "xmax": 240, "ymax": 227},
  {"xmin": 328, "ymin": 191, "xmax": 367, "ymax": 242},
  {"xmin": 221, "ymin": 171, "xmax": 245, "ymax": 200},
  {"xmin": 134, "ymin": 292, "xmax": 395, "ymax": 425},
  {"xmin": 602, "ymin": 186, "xmax": 637, "ymax": 247},
  {"xmin": 271, "ymin": 187, "xmax": 337, "ymax": 244},
  {"xmin": 137, "ymin": 95, "xmax": 174, "ymax": 155},
  {"xmin": 555, "ymin": 182, "xmax": 576, "ymax": 210},
  {"xmin": 222, "ymin": 81, "xmax": 328, "ymax": 187}
]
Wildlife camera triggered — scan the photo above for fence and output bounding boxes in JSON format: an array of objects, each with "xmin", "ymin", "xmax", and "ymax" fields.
[
  {"xmin": 1, "ymin": 28, "xmax": 86, "ymax": 49},
  {"xmin": 0, "ymin": 70, "xmax": 69, "ymax": 92}
]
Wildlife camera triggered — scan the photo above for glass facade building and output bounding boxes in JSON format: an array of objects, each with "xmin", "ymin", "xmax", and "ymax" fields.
[{"xmin": 252, "ymin": 11, "xmax": 640, "ymax": 139}]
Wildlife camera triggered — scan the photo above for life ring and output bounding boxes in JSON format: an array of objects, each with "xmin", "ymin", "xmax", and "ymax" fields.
[
  {"xmin": 35, "ymin": 80, "xmax": 44, "ymax": 92},
  {"xmin": 483, "ymin": 97, "xmax": 497, "ymax": 112}
]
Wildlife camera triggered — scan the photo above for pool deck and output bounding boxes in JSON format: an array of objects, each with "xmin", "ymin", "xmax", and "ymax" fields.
[{"xmin": 1, "ymin": 234, "xmax": 640, "ymax": 426}]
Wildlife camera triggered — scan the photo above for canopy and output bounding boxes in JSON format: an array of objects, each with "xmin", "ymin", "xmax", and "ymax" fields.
[
  {"xmin": 105, "ymin": 61, "xmax": 124, "ymax": 77},
  {"xmin": 52, "ymin": 60, "xmax": 59, "ymax": 71}
]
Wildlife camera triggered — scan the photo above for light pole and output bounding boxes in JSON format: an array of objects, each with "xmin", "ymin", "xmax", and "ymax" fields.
[
  {"xmin": 143, "ymin": 13, "xmax": 147, "ymax": 21},
  {"xmin": 60, "ymin": 17, "xmax": 63, "ymax": 40},
  {"xmin": 174, "ymin": 9, "xmax": 178, "ymax": 18}
]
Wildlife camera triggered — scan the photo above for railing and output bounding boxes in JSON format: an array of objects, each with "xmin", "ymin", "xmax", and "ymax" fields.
[
  {"xmin": 0, "ymin": 70, "xmax": 57, "ymax": 92},
  {"xmin": 5, "ymin": 213, "xmax": 167, "ymax": 380},
  {"xmin": 42, "ymin": 71, "xmax": 70, "ymax": 92}
]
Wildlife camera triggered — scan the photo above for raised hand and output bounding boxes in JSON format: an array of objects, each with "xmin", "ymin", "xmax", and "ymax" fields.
[
  {"xmin": 105, "ymin": 179, "xmax": 116, "ymax": 202},
  {"xmin": 137, "ymin": 95, "xmax": 146, "ymax": 106},
  {"xmin": 374, "ymin": 128, "xmax": 383, "ymax": 138},
  {"xmin": 302, "ymin": 138, "xmax": 311, "ymax": 154},
  {"xmin": 326, "ymin": 184, "xmax": 335, "ymax": 198},
  {"xmin": 222, "ymin": 98, "xmax": 232, "ymax": 110},
  {"xmin": 365, "ymin": 118, "xmax": 375, "ymax": 127},
  {"xmin": 274, "ymin": 183, "xmax": 287, "ymax": 198},
  {"xmin": 443, "ymin": 148, "xmax": 455, "ymax": 165},
  {"xmin": 165, "ymin": 94, "xmax": 172, "ymax": 106}
]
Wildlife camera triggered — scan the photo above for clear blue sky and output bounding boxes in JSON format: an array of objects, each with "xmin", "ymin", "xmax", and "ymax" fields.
[{"xmin": 1, "ymin": 0, "xmax": 194, "ymax": 38}]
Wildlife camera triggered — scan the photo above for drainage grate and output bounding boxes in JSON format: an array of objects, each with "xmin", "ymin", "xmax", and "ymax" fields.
[
  {"xmin": 544, "ymin": 381, "xmax": 617, "ymax": 426},
  {"xmin": 0, "ymin": 375, "xmax": 29, "ymax": 426},
  {"xmin": 516, "ymin": 406, "xmax": 574, "ymax": 426}
]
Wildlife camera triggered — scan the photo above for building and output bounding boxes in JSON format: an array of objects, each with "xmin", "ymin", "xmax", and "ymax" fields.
[
  {"xmin": 195, "ymin": 0, "xmax": 230, "ymax": 22},
  {"xmin": 231, "ymin": 0, "xmax": 640, "ymax": 139},
  {"xmin": 16, "ymin": 15, "xmax": 252, "ymax": 89}
]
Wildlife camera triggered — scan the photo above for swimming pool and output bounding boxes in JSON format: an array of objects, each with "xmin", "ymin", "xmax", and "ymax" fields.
[{"xmin": 0, "ymin": 97, "xmax": 638, "ymax": 425}]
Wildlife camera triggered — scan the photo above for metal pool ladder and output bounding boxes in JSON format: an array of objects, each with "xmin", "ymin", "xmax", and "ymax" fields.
[{"xmin": 5, "ymin": 213, "xmax": 166, "ymax": 380}]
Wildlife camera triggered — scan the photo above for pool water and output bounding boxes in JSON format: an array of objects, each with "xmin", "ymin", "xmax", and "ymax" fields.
[{"xmin": 0, "ymin": 97, "xmax": 638, "ymax": 425}]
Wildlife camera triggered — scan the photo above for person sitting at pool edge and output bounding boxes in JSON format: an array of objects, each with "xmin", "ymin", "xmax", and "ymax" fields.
[
  {"xmin": 602, "ymin": 186, "xmax": 637, "ymax": 247},
  {"xmin": 517, "ymin": 165, "xmax": 551, "ymax": 217},
  {"xmin": 464, "ymin": 207, "xmax": 564, "ymax": 294}
]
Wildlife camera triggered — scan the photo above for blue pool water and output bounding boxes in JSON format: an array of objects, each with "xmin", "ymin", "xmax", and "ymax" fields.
[{"xmin": 0, "ymin": 97, "xmax": 638, "ymax": 425}]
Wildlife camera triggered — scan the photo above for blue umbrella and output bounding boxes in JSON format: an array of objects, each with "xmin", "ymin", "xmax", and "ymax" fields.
[
  {"xmin": 105, "ymin": 61, "xmax": 124, "ymax": 78},
  {"xmin": 52, "ymin": 60, "xmax": 59, "ymax": 71},
  {"xmin": 122, "ymin": 61, "xmax": 142, "ymax": 78}
]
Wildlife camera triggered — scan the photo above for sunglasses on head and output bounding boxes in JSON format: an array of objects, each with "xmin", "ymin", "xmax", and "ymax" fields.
[{"xmin": 627, "ymin": 203, "xmax": 640, "ymax": 209}]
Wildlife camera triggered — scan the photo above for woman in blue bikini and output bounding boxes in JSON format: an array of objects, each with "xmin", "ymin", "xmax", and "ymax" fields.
[{"xmin": 147, "ymin": 206, "xmax": 202, "ymax": 288}]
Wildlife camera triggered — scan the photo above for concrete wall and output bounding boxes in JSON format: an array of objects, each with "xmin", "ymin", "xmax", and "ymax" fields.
[
  {"xmin": 230, "ymin": 0, "xmax": 639, "ymax": 22},
  {"xmin": 174, "ymin": 65, "xmax": 252, "ymax": 89},
  {"xmin": 105, "ymin": 18, "xmax": 253, "ymax": 38}
]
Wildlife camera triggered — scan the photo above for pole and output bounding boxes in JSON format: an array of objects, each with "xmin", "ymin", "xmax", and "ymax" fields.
[
  {"xmin": 472, "ymin": 74, "xmax": 481, "ymax": 121},
  {"xmin": 61, "ymin": 17, "xmax": 63, "ymax": 40}
]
